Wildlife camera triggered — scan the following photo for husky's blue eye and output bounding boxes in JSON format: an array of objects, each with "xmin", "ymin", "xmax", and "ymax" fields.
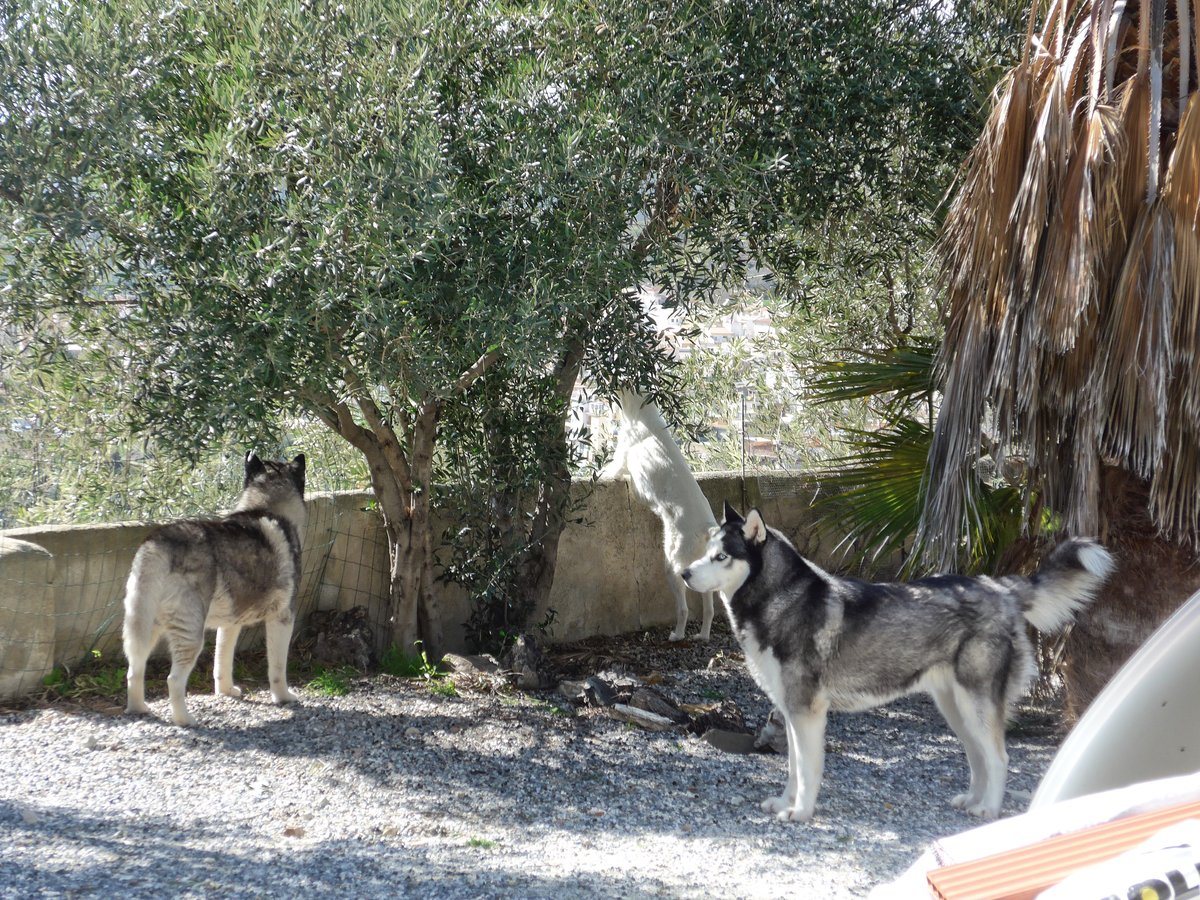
[{"xmin": 715, "ymin": 553, "xmax": 728, "ymax": 562}]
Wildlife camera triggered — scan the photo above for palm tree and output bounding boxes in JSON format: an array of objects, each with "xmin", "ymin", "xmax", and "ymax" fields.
[{"xmin": 926, "ymin": 0, "xmax": 1200, "ymax": 716}]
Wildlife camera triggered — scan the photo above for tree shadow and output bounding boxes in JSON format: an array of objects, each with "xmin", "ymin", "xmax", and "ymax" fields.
[{"xmin": 0, "ymin": 802, "xmax": 695, "ymax": 898}]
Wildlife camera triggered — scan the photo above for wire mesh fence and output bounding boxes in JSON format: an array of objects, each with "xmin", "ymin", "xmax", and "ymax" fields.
[
  {"xmin": 0, "ymin": 424, "xmax": 401, "ymax": 705},
  {"xmin": 0, "ymin": 490, "xmax": 398, "ymax": 704}
]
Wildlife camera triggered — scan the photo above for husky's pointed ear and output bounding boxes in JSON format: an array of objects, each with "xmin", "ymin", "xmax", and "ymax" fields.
[
  {"xmin": 243, "ymin": 452, "xmax": 265, "ymax": 487},
  {"xmin": 290, "ymin": 453, "xmax": 306, "ymax": 494},
  {"xmin": 723, "ymin": 500, "xmax": 744, "ymax": 525},
  {"xmin": 743, "ymin": 509, "xmax": 767, "ymax": 545}
]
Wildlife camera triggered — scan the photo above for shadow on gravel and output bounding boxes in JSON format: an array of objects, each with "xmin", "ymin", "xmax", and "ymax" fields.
[
  {"xmin": 0, "ymin": 801, "xmax": 685, "ymax": 899},
  {"xmin": 55, "ymin": 700, "xmax": 1051, "ymax": 843},
  {"xmin": 0, "ymin": 684, "xmax": 1062, "ymax": 899}
]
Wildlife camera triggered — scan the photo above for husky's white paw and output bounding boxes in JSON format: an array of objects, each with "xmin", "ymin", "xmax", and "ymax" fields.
[
  {"xmin": 964, "ymin": 802, "xmax": 999, "ymax": 820},
  {"xmin": 172, "ymin": 710, "xmax": 198, "ymax": 727},
  {"xmin": 124, "ymin": 701, "xmax": 151, "ymax": 716},
  {"xmin": 760, "ymin": 795, "xmax": 789, "ymax": 814},
  {"xmin": 271, "ymin": 688, "xmax": 299, "ymax": 705},
  {"xmin": 951, "ymin": 792, "xmax": 992, "ymax": 813},
  {"xmin": 216, "ymin": 685, "xmax": 243, "ymax": 699},
  {"xmin": 776, "ymin": 807, "xmax": 813, "ymax": 823},
  {"xmin": 695, "ymin": 631, "xmax": 712, "ymax": 642},
  {"xmin": 667, "ymin": 629, "xmax": 686, "ymax": 642}
]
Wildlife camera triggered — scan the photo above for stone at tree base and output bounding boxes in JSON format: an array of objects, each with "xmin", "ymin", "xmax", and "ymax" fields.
[
  {"xmin": 555, "ymin": 679, "xmax": 586, "ymax": 703},
  {"xmin": 503, "ymin": 633, "xmax": 556, "ymax": 691},
  {"xmin": 581, "ymin": 676, "xmax": 618, "ymax": 707},
  {"xmin": 629, "ymin": 687, "xmax": 689, "ymax": 724},
  {"xmin": 607, "ymin": 703, "xmax": 678, "ymax": 732},
  {"xmin": 442, "ymin": 653, "xmax": 500, "ymax": 677},
  {"xmin": 753, "ymin": 708, "xmax": 787, "ymax": 754},
  {"xmin": 307, "ymin": 606, "xmax": 375, "ymax": 672}
]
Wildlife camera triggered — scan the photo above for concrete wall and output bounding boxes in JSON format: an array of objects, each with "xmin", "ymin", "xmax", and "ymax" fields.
[{"xmin": 0, "ymin": 472, "xmax": 858, "ymax": 701}]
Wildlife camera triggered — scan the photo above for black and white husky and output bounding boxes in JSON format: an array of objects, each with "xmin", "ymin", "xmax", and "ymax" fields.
[
  {"xmin": 682, "ymin": 502, "xmax": 1114, "ymax": 822},
  {"xmin": 123, "ymin": 453, "xmax": 307, "ymax": 726}
]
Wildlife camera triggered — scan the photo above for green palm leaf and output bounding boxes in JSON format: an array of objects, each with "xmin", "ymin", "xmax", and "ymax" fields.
[
  {"xmin": 808, "ymin": 341, "xmax": 1031, "ymax": 575},
  {"xmin": 811, "ymin": 417, "xmax": 930, "ymax": 571},
  {"xmin": 806, "ymin": 339, "xmax": 937, "ymax": 414}
]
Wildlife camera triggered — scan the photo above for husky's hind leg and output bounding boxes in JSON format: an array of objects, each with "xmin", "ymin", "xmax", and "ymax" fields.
[
  {"xmin": 159, "ymin": 602, "xmax": 206, "ymax": 729},
  {"xmin": 164, "ymin": 618, "xmax": 205, "ymax": 727},
  {"xmin": 948, "ymin": 683, "xmax": 1008, "ymax": 819},
  {"xmin": 930, "ymin": 678, "xmax": 989, "ymax": 812},
  {"xmin": 123, "ymin": 556, "xmax": 158, "ymax": 715},
  {"xmin": 666, "ymin": 569, "xmax": 690, "ymax": 641},
  {"xmin": 122, "ymin": 598, "xmax": 160, "ymax": 717},
  {"xmin": 265, "ymin": 615, "xmax": 298, "ymax": 705},
  {"xmin": 214, "ymin": 625, "xmax": 243, "ymax": 699}
]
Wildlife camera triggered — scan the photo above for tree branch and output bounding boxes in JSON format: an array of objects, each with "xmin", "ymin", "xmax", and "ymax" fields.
[
  {"xmin": 301, "ymin": 388, "xmax": 375, "ymax": 455},
  {"xmin": 342, "ymin": 365, "xmax": 414, "ymax": 495},
  {"xmin": 631, "ymin": 164, "xmax": 682, "ymax": 262},
  {"xmin": 445, "ymin": 346, "xmax": 503, "ymax": 399}
]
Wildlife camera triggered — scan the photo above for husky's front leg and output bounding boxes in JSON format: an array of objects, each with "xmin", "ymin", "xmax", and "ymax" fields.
[
  {"xmin": 214, "ymin": 625, "xmax": 243, "ymax": 699},
  {"xmin": 763, "ymin": 705, "xmax": 827, "ymax": 822},
  {"xmin": 265, "ymin": 616, "xmax": 298, "ymax": 704},
  {"xmin": 761, "ymin": 715, "xmax": 798, "ymax": 816},
  {"xmin": 667, "ymin": 570, "xmax": 690, "ymax": 641},
  {"xmin": 697, "ymin": 590, "xmax": 715, "ymax": 641}
]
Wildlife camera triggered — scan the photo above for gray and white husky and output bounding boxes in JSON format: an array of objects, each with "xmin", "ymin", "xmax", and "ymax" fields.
[
  {"xmin": 682, "ymin": 502, "xmax": 1114, "ymax": 822},
  {"xmin": 123, "ymin": 453, "xmax": 307, "ymax": 726}
]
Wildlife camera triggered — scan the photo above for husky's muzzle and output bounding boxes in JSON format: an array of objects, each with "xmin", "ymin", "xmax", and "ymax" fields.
[{"xmin": 680, "ymin": 566, "xmax": 695, "ymax": 590}]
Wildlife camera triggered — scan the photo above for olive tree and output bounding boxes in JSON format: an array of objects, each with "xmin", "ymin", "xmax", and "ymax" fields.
[
  {"xmin": 1, "ymin": 0, "xmax": 666, "ymax": 653},
  {"xmin": 2, "ymin": 0, "xmax": 1023, "ymax": 655}
]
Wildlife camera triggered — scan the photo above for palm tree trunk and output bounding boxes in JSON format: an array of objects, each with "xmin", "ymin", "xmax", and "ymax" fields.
[{"xmin": 1063, "ymin": 465, "xmax": 1200, "ymax": 719}]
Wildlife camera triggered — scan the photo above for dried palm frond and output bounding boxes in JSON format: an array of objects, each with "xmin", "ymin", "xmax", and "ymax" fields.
[
  {"xmin": 925, "ymin": 0, "xmax": 1200, "ymax": 568},
  {"xmin": 925, "ymin": 51, "xmax": 1041, "ymax": 567},
  {"xmin": 1164, "ymin": 96, "xmax": 1200, "ymax": 425},
  {"xmin": 1147, "ymin": 0, "xmax": 1167, "ymax": 201},
  {"xmin": 1096, "ymin": 202, "xmax": 1173, "ymax": 478},
  {"xmin": 1178, "ymin": 0, "xmax": 1192, "ymax": 111}
]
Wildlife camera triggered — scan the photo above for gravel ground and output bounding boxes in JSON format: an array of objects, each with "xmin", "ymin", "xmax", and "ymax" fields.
[{"xmin": 0, "ymin": 623, "xmax": 1064, "ymax": 899}]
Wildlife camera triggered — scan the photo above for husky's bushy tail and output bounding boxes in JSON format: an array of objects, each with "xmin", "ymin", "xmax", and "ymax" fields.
[{"xmin": 1021, "ymin": 538, "xmax": 1115, "ymax": 633}]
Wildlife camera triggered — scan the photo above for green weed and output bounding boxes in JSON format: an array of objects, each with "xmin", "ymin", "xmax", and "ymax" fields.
[
  {"xmin": 380, "ymin": 642, "xmax": 457, "ymax": 697},
  {"xmin": 526, "ymin": 696, "xmax": 571, "ymax": 717},
  {"xmin": 380, "ymin": 642, "xmax": 442, "ymax": 679},
  {"xmin": 305, "ymin": 666, "xmax": 356, "ymax": 697},
  {"xmin": 42, "ymin": 649, "xmax": 126, "ymax": 700}
]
